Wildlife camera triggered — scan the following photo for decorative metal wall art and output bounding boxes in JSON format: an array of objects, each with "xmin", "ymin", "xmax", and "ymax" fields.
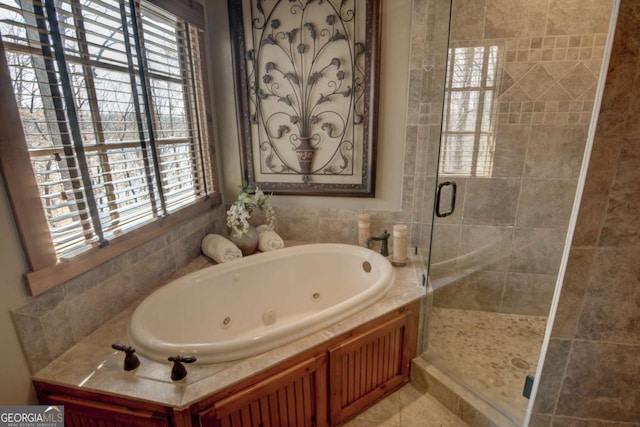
[{"xmin": 229, "ymin": 0, "xmax": 381, "ymax": 196}]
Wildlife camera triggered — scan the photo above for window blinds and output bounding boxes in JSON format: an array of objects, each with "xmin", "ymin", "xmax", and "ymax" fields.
[
  {"xmin": 0, "ymin": 0, "xmax": 212, "ymax": 258},
  {"xmin": 440, "ymin": 45, "xmax": 499, "ymax": 177}
]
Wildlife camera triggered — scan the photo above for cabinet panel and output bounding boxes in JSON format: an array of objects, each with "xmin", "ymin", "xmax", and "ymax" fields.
[
  {"xmin": 39, "ymin": 392, "xmax": 173, "ymax": 427},
  {"xmin": 328, "ymin": 309, "xmax": 416, "ymax": 425},
  {"xmin": 199, "ymin": 354, "xmax": 327, "ymax": 427}
]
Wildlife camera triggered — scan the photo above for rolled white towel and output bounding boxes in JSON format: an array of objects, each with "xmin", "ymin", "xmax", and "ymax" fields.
[
  {"xmin": 201, "ymin": 234, "xmax": 242, "ymax": 263},
  {"xmin": 258, "ymin": 229, "xmax": 284, "ymax": 252}
]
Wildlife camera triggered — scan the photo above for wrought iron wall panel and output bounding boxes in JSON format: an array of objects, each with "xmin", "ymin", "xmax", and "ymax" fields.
[{"xmin": 229, "ymin": 0, "xmax": 380, "ymax": 196}]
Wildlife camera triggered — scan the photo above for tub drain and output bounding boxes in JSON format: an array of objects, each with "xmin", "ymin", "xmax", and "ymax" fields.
[
  {"xmin": 362, "ymin": 261, "xmax": 372, "ymax": 273},
  {"xmin": 511, "ymin": 358, "xmax": 531, "ymax": 371}
]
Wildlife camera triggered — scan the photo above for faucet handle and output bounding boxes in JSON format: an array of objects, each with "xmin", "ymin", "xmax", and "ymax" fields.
[
  {"xmin": 112, "ymin": 343, "xmax": 140, "ymax": 371},
  {"xmin": 168, "ymin": 355, "xmax": 197, "ymax": 381}
]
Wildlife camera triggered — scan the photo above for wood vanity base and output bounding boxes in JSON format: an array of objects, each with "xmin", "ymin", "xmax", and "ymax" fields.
[{"xmin": 35, "ymin": 300, "xmax": 420, "ymax": 427}]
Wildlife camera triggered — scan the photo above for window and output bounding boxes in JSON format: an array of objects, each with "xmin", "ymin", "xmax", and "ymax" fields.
[
  {"xmin": 440, "ymin": 45, "xmax": 500, "ymax": 177},
  {"xmin": 0, "ymin": 0, "xmax": 219, "ymax": 295}
]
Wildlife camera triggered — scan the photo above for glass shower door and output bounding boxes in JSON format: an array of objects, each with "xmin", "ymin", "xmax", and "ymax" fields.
[{"xmin": 419, "ymin": 0, "xmax": 615, "ymax": 424}]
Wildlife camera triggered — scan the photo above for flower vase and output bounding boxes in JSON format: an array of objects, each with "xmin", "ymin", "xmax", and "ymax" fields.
[{"xmin": 229, "ymin": 226, "xmax": 259, "ymax": 256}]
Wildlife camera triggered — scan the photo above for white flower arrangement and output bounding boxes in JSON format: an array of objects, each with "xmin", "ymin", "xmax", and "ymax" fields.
[{"xmin": 226, "ymin": 183, "xmax": 275, "ymax": 236}]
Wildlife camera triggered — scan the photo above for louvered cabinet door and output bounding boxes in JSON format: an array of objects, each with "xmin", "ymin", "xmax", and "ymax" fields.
[
  {"xmin": 36, "ymin": 390, "xmax": 177, "ymax": 427},
  {"xmin": 328, "ymin": 309, "xmax": 416, "ymax": 425},
  {"xmin": 199, "ymin": 354, "xmax": 328, "ymax": 427}
]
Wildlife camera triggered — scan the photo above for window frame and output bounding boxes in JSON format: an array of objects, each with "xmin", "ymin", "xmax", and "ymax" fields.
[
  {"xmin": 440, "ymin": 45, "xmax": 499, "ymax": 178},
  {"xmin": 0, "ymin": 0, "xmax": 221, "ymax": 296}
]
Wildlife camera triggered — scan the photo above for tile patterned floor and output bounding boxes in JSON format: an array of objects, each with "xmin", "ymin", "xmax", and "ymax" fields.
[
  {"xmin": 423, "ymin": 308, "xmax": 547, "ymax": 425},
  {"xmin": 341, "ymin": 383, "xmax": 470, "ymax": 427}
]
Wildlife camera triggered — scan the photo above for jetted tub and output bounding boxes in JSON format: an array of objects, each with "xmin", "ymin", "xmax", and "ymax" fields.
[{"xmin": 128, "ymin": 243, "xmax": 395, "ymax": 364}]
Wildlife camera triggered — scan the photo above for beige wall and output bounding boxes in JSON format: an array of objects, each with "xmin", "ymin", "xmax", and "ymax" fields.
[
  {"xmin": 531, "ymin": 0, "xmax": 640, "ymax": 424},
  {"xmin": 0, "ymin": 176, "xmax": 38, "ymax": 404},
  {"xmin": 206, "ymin": 0, "xmax": 418, "ymax": 245}
]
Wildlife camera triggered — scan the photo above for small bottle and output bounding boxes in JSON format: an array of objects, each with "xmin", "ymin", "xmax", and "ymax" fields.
[
  {"xmin": 392, "ymin": 224, "xmax": 408, "ymax": 265},
  {"xmin": 357, "ymin": 214, "xmax": 370, "ymax": 246}
]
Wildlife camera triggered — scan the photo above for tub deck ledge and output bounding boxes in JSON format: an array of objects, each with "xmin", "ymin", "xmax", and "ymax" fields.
[{"xmin": 32, "ymin": 243, "xmax": 426, "ymax": 410}]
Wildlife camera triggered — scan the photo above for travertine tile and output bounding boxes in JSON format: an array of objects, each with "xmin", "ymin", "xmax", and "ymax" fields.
[
  {"xmin": 341, "ymin": 418, "xmax": 400, "ymax": 427},
  {"xmin": 505, "ymin": 62, "xmax": 536, "ymax": 81},
  {"xmin": 62, "ymin": 267, "xmax": 101, "ymax": 301},
  {"xmin": 519, "ymin": 64, "xmax": 557, "ymax": 99},
  {"xmin": 532, "ymin": 338, "xmax": 571, "ymax": 414},
  {"xmin": 429, "ymin": 224, "xmax": 461, "ymax": 264},
  {"xmin": 484, "ymin": 0, "xmax": 549, "ymax": 38},
  {"xmin": 462, "ymin": 178, "xmax": 520, "ymax": 226},
  {"xmin": 576, "ymin": 247, "xmax": 640, "ymax": 344},
  {"xmin": 509, "ymin": 227, "xmax": 566, "ymax": 275},
  {"xmin": 551, "ymin": 417, "xmax": 640, "ymax": 427},
  {"xmin": 515, "ymin": 178, "xmax": 577, "ymax": 229},
  {"xmin": 559, "ymin": 63, "xmax": 599, "ymax": 99},
  {"xmin": 525, "ymin": 125, "xmax": 588, "ymax": 178},
  {"xmin": 457, "ymin": 225, "xmax": 513, "ymax": 272},
  {"xmin": 432, "ymin": 270, "xmax": 505, "ymax": 312},
  {"xmin": 41, "ymin": 302, "xmax": 75, "ymax": 360},
  {"xmin": 424, "ymin": 308, "xmax": 546, "ymax": 425},
  {"xmin": 404, "ymin": 125, "xmax": 419, "ymax": 177},
  {"xmin": 537, "ymin": 83, "xmax": 573, "ymax": 102},
  {"xmin": 528, "ymin": 414, "xmax": 552, "ymax": 427},
  {"xmin": 501, "ymin": 273, "xmax": 556, "ymax": 316},
  {"xmin": 348, "ymin": 386, "xmax": 401, "ymax": 425},
  {"xmin": 555, "ymin": 341, "xmax": 640, "ymax": 422},
  {"xmin": 14, "ymin": 286, "xmax": 65, "ymax": 317},
  {"xmin": 550, "ymin": 247, "xmax": 596, "ymax": 339},
  {"xmin": 491, "ymin": 124, "xmax": 529, "ymax": 177},
  {"xmin": 546, "ymin": 0, "xmax": 614, "ymax": 36},
  {"xmin": 450, "ymin": 0, "xmax": 485, "ymax": 41},
  {"xmin": 407, "ymin": 69, "xmax": 426, "ymax": 125},
  {"xmin": 171, "ymin": 228, "xmax": 205, "ymax": 270},
  {"xmin": 599, "ymin": 139, "xmax": 640, "ymax": 247},
  {"xmin": 11, "ymin": 313, "xmax": 51, "ymax": 373},
  {"xmin": 67, "ymin": 277, "xmax": 128, "ymax": 343},
  {"xmin": 594, "ymin": 4, "xmax": 639, "ymax": 138},
  {"xmin": 572, "ymin": 136, "xmax": 624, "ymax": 246},
  {"xmin": 275, "ymin": 209, "xmax": 321, "ymax": 242},
  {"xmin": 399, "ymin": 383, "xmax": 469, "ymax": 427}
]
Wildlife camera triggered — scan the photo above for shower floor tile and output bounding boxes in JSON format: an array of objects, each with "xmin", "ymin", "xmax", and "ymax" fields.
[{"xmin": 423, "ymin": 308, "xmax": 547, "ymax": 425}]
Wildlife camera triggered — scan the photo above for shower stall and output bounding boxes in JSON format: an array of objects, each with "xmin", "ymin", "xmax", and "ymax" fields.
[{"xmin": 413, "ymin": 0, "xmax": 616, "ymax": 425}]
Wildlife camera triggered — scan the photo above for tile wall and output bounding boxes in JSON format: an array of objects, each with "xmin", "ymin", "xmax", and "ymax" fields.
[
  {"xmin": 426, "ymin": 0, "xmax": 614, "ymax": 316},
  {"xmin": 531, "ymin": 1, "xmax": 640, "ymax": 424},
  {"xmin": 12, "ymin": 206, "xmax": 227, "ymax": 373}
]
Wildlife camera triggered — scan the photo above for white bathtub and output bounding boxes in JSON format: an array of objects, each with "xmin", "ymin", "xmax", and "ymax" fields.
[{"xmin": 128, "ymin": 243, "xmax": 395, "ymax": 364}]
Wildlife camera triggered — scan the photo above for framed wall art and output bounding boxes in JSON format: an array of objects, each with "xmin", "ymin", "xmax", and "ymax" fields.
[{"xmin": 228, "ymin": 0, "xmax": 381, "ymax": 196}]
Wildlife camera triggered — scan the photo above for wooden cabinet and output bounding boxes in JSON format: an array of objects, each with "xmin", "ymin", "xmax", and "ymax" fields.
[
  {"xmin": 329, "ymin": 308, "xmax": 418, "ymax": 425},
  {"xmin": 197, "ymin": 354, "xmax": 327, "ymax": 427},
  {"xmin": 34, "ymin": 301, "xmax": 419, "ymax": 427},
  {"xmin": 34, "ymin": 384, "xmax": 189, "ymax": 427}
]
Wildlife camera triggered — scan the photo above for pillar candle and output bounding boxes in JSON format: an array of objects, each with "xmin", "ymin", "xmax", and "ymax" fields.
[
  {"xmin": 358, "ymin": 214, "xmax": 370, "ymax": 246},
  {"xmin": 393, "ymin": 224, "xmax": 408, "ymax": 262}
]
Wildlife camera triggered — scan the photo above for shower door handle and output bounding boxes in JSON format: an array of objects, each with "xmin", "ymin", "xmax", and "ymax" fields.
[{"xmin": 435, "ymin": 181, "xmax": 457, "ymax": 218}]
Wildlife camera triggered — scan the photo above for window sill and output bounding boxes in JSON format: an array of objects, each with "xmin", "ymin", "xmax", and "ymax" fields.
[{"xmin": 24, "ymin": 193, "xmax": 222, "ymax": 296}]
